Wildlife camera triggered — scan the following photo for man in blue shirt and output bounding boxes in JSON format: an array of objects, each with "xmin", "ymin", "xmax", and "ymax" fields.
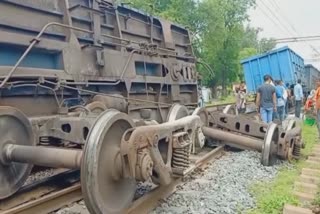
[{"xmin": 294, "ymin": 79, "xmax": 303, "ymax": 118}]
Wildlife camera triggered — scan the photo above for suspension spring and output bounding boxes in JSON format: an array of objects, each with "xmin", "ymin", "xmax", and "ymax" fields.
[
  {"xmin": 39, "ymin": 137, "xmax": 50, "ymax": 145},
  {"xmin": 293, "ymin": 143, "xmax": 301, "ymax": 158},
  {"xmin": 172, "ymin": 146, "xmax": 190, "ymax": 169}
]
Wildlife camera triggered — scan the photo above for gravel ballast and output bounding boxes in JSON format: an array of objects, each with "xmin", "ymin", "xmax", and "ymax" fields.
[
  {"xmin": 56, "ymin": 150, "xmax": 286, "ymax": 214},
  {"xmin": 25, "ymin": 168, "xmax": 57, "ymax": 186},
  {"xmin": 152, "ymin": 150, "xmax": 285, "ymax": 214}
]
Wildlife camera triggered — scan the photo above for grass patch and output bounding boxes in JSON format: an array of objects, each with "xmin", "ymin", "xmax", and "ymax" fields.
[
  {"xmin": 312, "ymin": 192, "xmax": 320, "ymax": 207},
  {"xmin": 206, "ymin": 95, "xmax": 255, "ymax": 107},
  {"xmin": 206, "ymin": 95, "xmax": 236, "ymax": 106},
  {"xmin": 312, "ymin": 192, "xmax": 320, "ymax": 208},
  {"xmin": 246, "ymin": 124, "xmax": 318, "ymax": 214}
]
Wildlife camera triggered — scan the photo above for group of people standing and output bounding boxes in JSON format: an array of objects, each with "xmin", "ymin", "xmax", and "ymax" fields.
[{"xmin": 255, "ymin": 74, "xmax": 303, "ymax": 124}]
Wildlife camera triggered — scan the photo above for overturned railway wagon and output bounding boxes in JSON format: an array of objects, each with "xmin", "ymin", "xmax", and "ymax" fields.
[
  {"xmin": 0, "ymin": 0, "xmax": 198, "ymax": 116},
  {"xmin": 0, "ymin": 1, "xmax": 303, "ymax": 214}
]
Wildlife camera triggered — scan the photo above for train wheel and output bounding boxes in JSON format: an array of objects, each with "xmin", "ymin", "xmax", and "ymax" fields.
[
  {"xmin": 73, "ymin": 101, "xmax": 107, "ymax": 117},
  {"xmin": 192, "ymin": 107, "xmax": 208, "ymax": 150},
  {"xmin": 285, "ymin": 119, "xmax": 299, "ymax": 160},
  {"xmin": 166, "ymin": 104, "xmax": 189, "ymax": 122},
  {"xmin": 192, "ymin": 107, "xmax": 209, "ymax": 127},
  {"xmin": 0, "ymin": 106, "xmax": 34, "ymax": 199},
  {"xmin": 261, "ymin": 123, "xmax": 279, "ymax": 166},
  {"xmin": 286, "ymin": 120, "xmax": 296, "ymax": 132},
  {"xmin": 81, "ymin": 109, "xmax": 136, "ymax": 214},
  {"xmin": 85, "ymin": 101, "xmax": 107, "ymax": 114},
  {"xmin": 223, "ymin": 104, "xmax": 238, "ymax": 115}
]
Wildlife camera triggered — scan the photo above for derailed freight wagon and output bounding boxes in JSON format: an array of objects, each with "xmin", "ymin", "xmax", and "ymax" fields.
[
  {"xmin": 241, "ymin": 46, "xmax": 306, "ymax": 94},
  {"xmin": 0, "ymin": 1, "xmax": 303, "ymax": 214},
  {"xmin": 305, "ymin": 64, "xmax": 320, "ymax": 93},
  {"xmin": 0, "ymin": 0, "xmax": 202, "ymax": 213}
]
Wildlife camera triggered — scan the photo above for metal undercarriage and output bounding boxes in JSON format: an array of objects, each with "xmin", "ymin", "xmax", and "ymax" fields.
[{"xmin": 0, "ymin": 1, "xmax": 303, "ymax": 214}]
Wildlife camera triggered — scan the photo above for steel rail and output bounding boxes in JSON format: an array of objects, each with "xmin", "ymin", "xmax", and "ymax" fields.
[
  {"xmin": 126, "ymin": 146, "xmax": 224, "ymax": 214},
  {"xmin": 0, "ymin": 170, "xmax": 80, "ymax": 214},
  {"xmin": 2, "ymin": 184, "xmax": 82, "ymax": 214},
  {"xmin": 0, "ymin": 147, "xmax": 225, "ymax": 214}
]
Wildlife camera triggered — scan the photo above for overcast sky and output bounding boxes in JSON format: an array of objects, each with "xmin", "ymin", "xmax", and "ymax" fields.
[{"xmin": 249, "ymin": 0, "xmax": 320, "ymax": 69}]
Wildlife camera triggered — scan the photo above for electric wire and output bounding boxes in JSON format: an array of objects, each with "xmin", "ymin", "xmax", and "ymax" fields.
[
  {"xmin": 262, "ymin": 0, "xmax": 320, "ymax": 55},
  {"xmin": 255, "ymin": 3, "xmax": 288, "ymax": 35},
  {"xmin": 259, "ymin": 0, "xmax": 294, "ymax": 36}
]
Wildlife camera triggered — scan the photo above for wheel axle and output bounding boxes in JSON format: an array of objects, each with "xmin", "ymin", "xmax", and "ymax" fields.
[
  {"xmin": 3, "ymin": 144, "xmax": 82, "ymax": 169},
  {"xmin": 202, "ymin": 127, "xmax": 263, "ymax": 152},
  {"xmin": 203, "ymin": 123, "xmax": 279, "ymax": 166}
]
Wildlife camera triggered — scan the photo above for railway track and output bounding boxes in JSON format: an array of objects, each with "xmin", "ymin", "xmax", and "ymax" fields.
[
  {"xmin": 127, "ymin": 146, "xmax": 224, "ymax": 214},
  {"xmin": 0, "ymin": 102, "xmax": 254, "ymax": 214},
  {"xmin": 1, "ymin": 148, "xmax": 224, "ymax": 214},
  {"xmin": 1, "ymin": 102, "xmax": 301, "ymax": 214},
  {"xmin": 0, "ymin": 170, "xmax": 80, "ymax": 214}
]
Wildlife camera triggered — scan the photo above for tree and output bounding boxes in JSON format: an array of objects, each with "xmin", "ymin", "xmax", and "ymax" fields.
[
  {"xmin": 198, "ymin": 0, "xmax": 255, "ymax": 95},
  {"xmin": 125, "ymin": 0, "xmax": 201, "ymax": 32},
  {"xmin": 259, "ymin": 38, "xmax": 276, "ymax": 53},
  {"xmin": 239, "ymin": 47, "xmax": 258, "ymax": 60},
  {"xmin": 241, "ymin": 26, "xmax": 276, "ymax": 53},
  {"xmin": 241, "ymin": 26, "xmax": 261, "ymax": 49}
]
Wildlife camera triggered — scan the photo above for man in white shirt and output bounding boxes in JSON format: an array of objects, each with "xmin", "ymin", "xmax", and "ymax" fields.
[{"xmin": 294, "ymin": 79, "xmax": 304, "ymax": 118}]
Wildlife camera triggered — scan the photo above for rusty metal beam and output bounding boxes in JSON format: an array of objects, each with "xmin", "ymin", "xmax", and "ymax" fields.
[{"xmin": 202, "ymin": 127, "xmax": 263, "ymax": 152}]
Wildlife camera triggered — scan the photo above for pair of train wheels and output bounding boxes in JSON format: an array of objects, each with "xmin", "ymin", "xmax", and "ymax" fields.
[
  {"xmin": 0, "ymin": 107, "xmax": 136, "ymax": 213},
  {"xmin": 0, "ymin": 104, "xmax": 208, "ymax": 213}
]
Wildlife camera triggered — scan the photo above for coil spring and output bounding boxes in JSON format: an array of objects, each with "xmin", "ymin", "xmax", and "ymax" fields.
[
  {"xmin": 172, "ymin": 147, "xmax": 190, "ymax": 169},
  {"xmin": 293, "ymin": 143, "xmax": 301, "ymax": 158},
  {"xmin": 40, "ymin": 137, "xmax": 50, "ymax": 145}
]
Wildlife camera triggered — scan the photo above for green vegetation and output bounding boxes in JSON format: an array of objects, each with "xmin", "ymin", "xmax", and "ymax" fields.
[
  {"xmin": 247, "ymin": 168, "xmax": 300, "ymax": 214},
  {"xmin": 313, "ymin": 192, "xmax": 320, "ymax": 207},
  {"xmin": 247, "ymin": 124, "xmax": 318, "ymax": 214},
  {"xmin": 206, "ymin": 95, "xmax": 255, "ymax": 106},
  {"xmin": 206, "ymin": 95, "xmax": 236, "ymax": 106},
  {"xmin": 122, "ymin": 0, "xmax": 275, "ymax": 95}
]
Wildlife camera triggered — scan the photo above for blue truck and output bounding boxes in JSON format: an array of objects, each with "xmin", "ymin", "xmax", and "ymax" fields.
[{"xmin": 241, "ymin": 46, "xmax": 306, "ymax": 94}]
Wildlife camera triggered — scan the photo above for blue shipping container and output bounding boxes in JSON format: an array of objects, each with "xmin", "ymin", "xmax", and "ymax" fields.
[{"xmin": 241, "ymin": 46, "xmax": 305, "ymax": 93}]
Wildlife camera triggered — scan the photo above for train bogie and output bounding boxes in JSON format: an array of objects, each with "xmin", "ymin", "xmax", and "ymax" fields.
[{"xmin": 0, "ymin": 1, "xmax": 303, "ymax": 213}]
